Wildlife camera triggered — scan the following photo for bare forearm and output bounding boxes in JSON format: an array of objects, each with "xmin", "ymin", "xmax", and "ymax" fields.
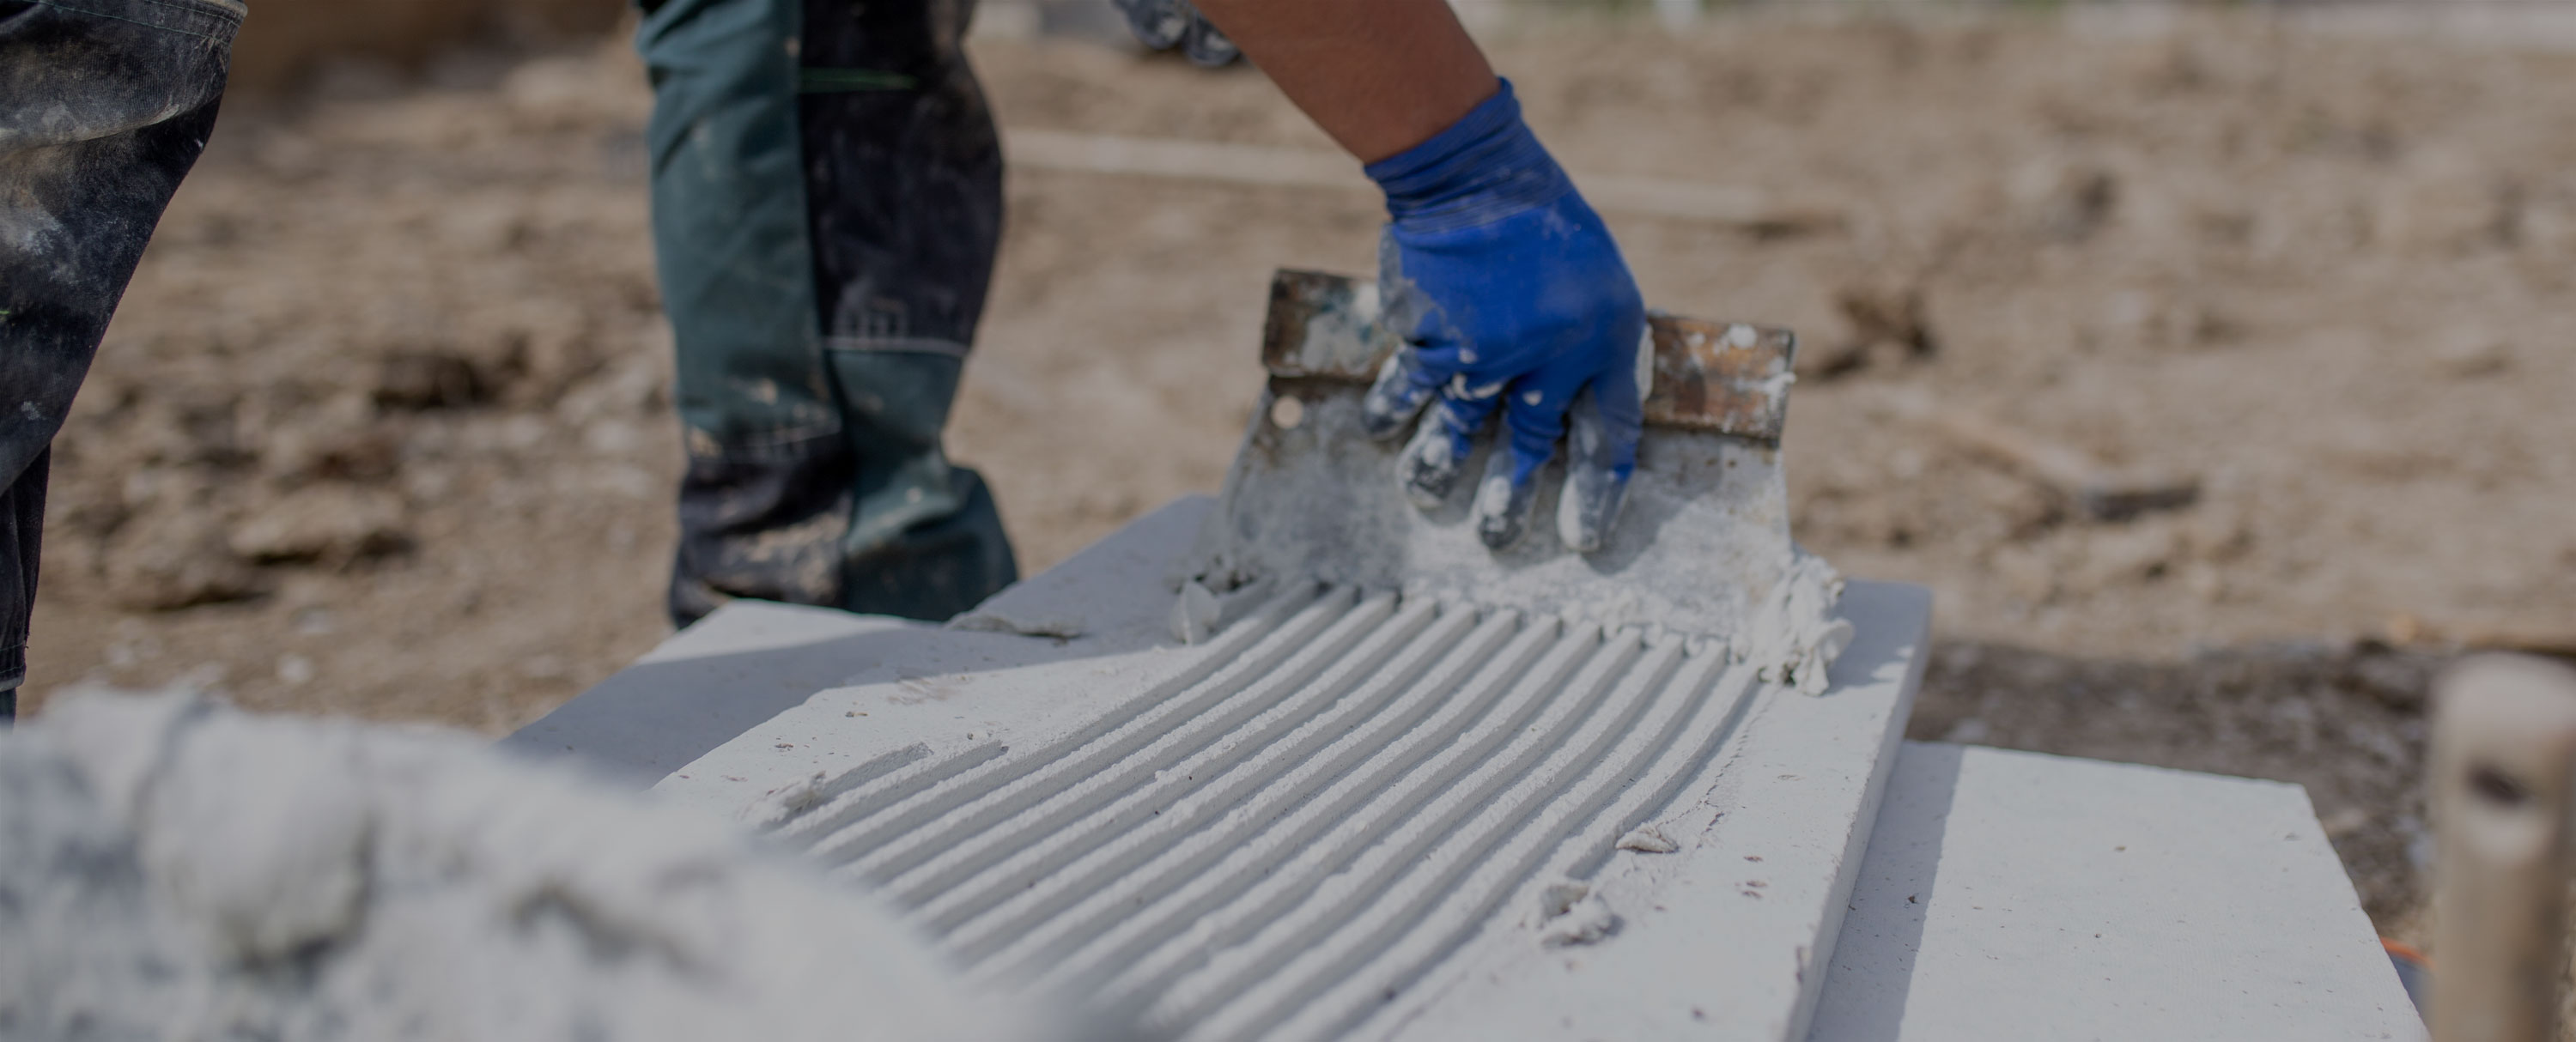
[{"xmin": 1190, "ymin": 0, "xmax": 1498, "ymax": 163}]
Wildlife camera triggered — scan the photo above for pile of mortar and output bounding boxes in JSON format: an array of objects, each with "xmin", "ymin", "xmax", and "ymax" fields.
[{"xmin": 0, "ymin": 692, "xmax": 1100, "ymax": 1042}]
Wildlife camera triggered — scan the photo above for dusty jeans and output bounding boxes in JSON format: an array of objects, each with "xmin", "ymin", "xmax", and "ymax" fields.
[
  {"xmin": 639, "ymin": 0, "xmax": 1018, "ymax": 628},
  {"xmin": 0, "ymin": 0, "xmax": 240, "ymax": 718}
]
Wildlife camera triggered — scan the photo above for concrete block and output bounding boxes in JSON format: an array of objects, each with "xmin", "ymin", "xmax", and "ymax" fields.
[
  {"xmin": 1397, "ymin": 581, "xmax": 1929, "ymax": 1042},
  {"xmin": 501, "ymin": 497, "xmax": 1215, "ymax": 787},
  {"xmin": 499, "ymin": 602, "xmax": 922, "ymax": 787},
  {"xmin": 649, "ymin": 499, "xmax": 1930, "ymax": 1041},
  {"xmin": 1807, "ymin": 743, "xmax": 2426, "ymax": 1042}
]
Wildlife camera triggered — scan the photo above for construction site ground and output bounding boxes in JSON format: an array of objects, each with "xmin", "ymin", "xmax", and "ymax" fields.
[{"xmin": 27, "ymin": 9, "xmax": 2576, "ymax": 948}]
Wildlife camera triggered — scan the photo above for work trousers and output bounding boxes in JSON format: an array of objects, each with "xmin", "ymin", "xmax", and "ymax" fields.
[
  {"xmin": 638, "ymin": 0, "xmax": 1018, "ymax": 628},
  {"xmin": 0, "ymin": 0, "xmax": 240, "ymax": 719}
]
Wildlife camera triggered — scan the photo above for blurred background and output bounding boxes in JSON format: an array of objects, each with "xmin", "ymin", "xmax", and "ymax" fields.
[{"xmin": 27, "ymin": 0, "xmax": 2576, "ymax": 951}]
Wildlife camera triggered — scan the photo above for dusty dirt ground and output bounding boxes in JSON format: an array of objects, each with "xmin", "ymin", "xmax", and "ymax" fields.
[{"xmin": 25, "ymin": 10, "xmax": 2576, "ymax": 943}]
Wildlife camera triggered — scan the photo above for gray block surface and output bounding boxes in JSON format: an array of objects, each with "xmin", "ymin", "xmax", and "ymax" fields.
[
  {"xmin": 502, "ymin": 497, "xmax": 1212, "ymax": 787},
  {"xmin": 513, "ymin": 494, "xmax": 2418, "ymax": 1042},
  {"xmin": 1808, "ymin": 742, "xmax": 2426, "ymax": 1042},
  {"xmin": 1393, "ymin": 580, "xmax": 1928, "ymax": 1042},
  {"xmin": 641, "ymin": 497, "xmax": 1929, "ymax": 1042}
]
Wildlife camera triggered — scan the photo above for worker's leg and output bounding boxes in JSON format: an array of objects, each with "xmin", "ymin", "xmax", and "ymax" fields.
[
  {"xmin": 0, "ymin": 0, "xmax": 240, "ymax": 721},
  {"xmin": 798, "ymin": 0, "xmax": 1015, "ymax": 618},
  {"xmin": 640, "ymin": 0, "xmax": 1015, "ymax": 628}
]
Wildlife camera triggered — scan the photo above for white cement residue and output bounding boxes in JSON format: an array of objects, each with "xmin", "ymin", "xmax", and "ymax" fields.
[
  {"xmin": 1534, "ymin": 882, "xmax": 1621, "ymax": 948},
  {"xmin": 1741, "ymin": 550, "xmax": 1856, "ymax": 696},
  {"xmin": 1183, "ymin": 391, "xmax": 1844, "ymax": 675},
  {"xmin": 0, "ymin": 693, "xmax": 1090, "ymax": 1042},
  {"xmin": 952, "ymin": 611, "xmax": 1087, "ymax": 641},
  {"xmin": 1169, "ymin": 578, "xmax": 1221, "ymax": 644},
  {"xmin": 741, "ymin": 766, "xmax": 847, "ymax": 831},
  {"xmin": 1535, "ymin": 881, "xmax": 1592, "ymax": 921},
  {"xmin": 1636, "ymin": 324, "xmax": 1658, "ymax": 397},
  {"xmin": 1189, "ymin": 270, "xmax": 1850, "ymax": 688}
]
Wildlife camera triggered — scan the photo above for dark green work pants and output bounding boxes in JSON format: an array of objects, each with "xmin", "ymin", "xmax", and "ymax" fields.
[{"xmin": 637, "ymin": 0, "xmax": 1017, "ymax": 627}]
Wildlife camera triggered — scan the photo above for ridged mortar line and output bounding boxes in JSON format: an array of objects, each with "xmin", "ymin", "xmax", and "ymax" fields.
[
  {"xmin": 1557, "ymin": 663, "xmax": 1765, "ymax": 884},
  {"xmin": 1260, "ymin": 644, "xmax": 1723, "ymax": 1042},
  {"xmin": 818, "ymin": 580, "xmax": 1315, "ymax": 845},
  {"xmin": 775, "ymin": 742, "xmax": 1004, "ymax": 855},
  {"xmin": 908, "ymin": 593, "xmax": 1443, "ymax": 932},
  {"xmin": 1103, "ymin": 625, "xmax": 1621, "ymax": 1015},
  {"xmin": 1292, "ymin": 661, "xmax": 1759, "ymax": 1042},
  {"xmin": 940, "ymin": 605, "xmax": 1487, "ymax": 964},
  {"xmin": 982, "ymin": 579, "xmax": 1319, "ymax": 782},
  {"xmin": 1005, "ymin": 615, "xmax": 1569, "ymax": 997},
  {"xmin": 1155, "ymin": 631, "xmax": 1656, "ymax": 1035},
  {"xmin": 752, "ymin": 742, "xmax": 931, "ymax": 837},
  {"xmin": 794, "ymin": 585, "xmax": 1316, "ymax": 869},
  {"xmin": 847, "ymin": 587, "xmax": 1370, "ymax": 888},
  {"xmin": 810, "ymin": 585, "xmax": 1351, "ymax": 877},
  {"xmin": 1302, "ymin": 657, "xmax": 1758, "ymax": 1042},
  {"xmin": 963, "ymin": 609, "xmax": 1529, "ymax": 979},
  {"xmin": 888, "ymin": 590, "xmax": 1410, "ymax": 914}
]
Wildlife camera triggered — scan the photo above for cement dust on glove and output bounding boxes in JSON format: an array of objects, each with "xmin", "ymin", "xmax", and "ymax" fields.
[{"xmin": 1357, "ymin": 80, "xmax": 1647, "ymax": 554}]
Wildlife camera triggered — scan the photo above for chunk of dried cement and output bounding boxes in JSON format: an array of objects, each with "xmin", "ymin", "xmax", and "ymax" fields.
[
  {"xmin": 740, "ymin": 768, "xmax": 835, "ymax": 831},
  {"xmin": 951, "ymin": 609, "xmax": 1085, "ymax": 640},
  {"xmin": 1538, "ymin": 893, "xmax": 1622, "ymax": 948},
  {"xmin": 1535, "ymin": 881, "xmax": 1592, "ymax": 922},
  {"xmin": 1170, "ymin": 578, "xmax": 1223, "ymax": 645},
  {"xmin": 1616, "ymin": 826, "xmax": 1680, "ymax": 854},
  {"xmin": 1165, "ymin": 575, "xmax": 1284, "ymax": 645},
  {"xmin": 0, "ymin": 693, "xmax": 1096, "ymax": 1042},
  {"xmin": 1743, "ymin": 551, "xmax": 1856, "ymax": 695},
  {"xmin": 1529, "ymin": 880, "xmax": 1622, "ymax": 948}
]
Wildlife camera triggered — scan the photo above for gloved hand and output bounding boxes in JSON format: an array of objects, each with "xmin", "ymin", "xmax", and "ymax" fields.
[
  {"xmin": 1361, "ymin": 80, "xmax": 1647, "ymax": 553},
  {"xmin": 1110, "ymin": 0, "xmax": 1240, "ymax": 67}
]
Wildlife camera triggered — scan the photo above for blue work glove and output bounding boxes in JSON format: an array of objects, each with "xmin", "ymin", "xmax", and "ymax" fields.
[{"xmin": 1361, "ymin": 81, "xmax": 1647, "ymax": 553}]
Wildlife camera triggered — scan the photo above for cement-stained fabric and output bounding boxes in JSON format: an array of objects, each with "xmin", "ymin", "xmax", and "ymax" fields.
[
  {"xmin": 0, "ymin": 0, "xmax": 240, "ymax": 706},
  {"xmin": 639, "ymin": 0, "xmax": 1014, "ymax": 627}
]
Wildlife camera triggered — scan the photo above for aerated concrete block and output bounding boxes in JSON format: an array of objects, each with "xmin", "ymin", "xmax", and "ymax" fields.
[
  {"xmin": 631, "ymin": 495, "xmax": 1929, "ymax": 1042},
  {"xmin": 1808, "ymin": 742, "xmax": 2425, "ymax": 1042},
  {"xmin": 519, "ymin": 495, "xmax": 2421, "ymax": 1042},
  {"xmin": 501, "ymin": 497, "xmax": 1216, "ymax": 787}
]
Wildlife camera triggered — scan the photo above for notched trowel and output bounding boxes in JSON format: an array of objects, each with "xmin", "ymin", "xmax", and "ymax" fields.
[{"xmin": 1175, "ymin": 270, "xmax": 1854, "ymax": 694}]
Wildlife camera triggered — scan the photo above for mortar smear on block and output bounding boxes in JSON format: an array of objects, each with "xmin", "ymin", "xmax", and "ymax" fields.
[
  {"xmin": 746, "ymin": 272, "xmax": 1855, "ymax": 1040},
  {"xmin": 752, "ymin": 581, "xmax": 1769, "ymax": 1041}
]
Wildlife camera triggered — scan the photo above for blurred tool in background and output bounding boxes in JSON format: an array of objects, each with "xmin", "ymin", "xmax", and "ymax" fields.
[
  {"xmin": 2428, "ymin": 653, "xmax": 2576, "ymax": 1042},
  {"xmin": 1110, "ymin": 0, "xmax": 1239, "ymax": 66}
]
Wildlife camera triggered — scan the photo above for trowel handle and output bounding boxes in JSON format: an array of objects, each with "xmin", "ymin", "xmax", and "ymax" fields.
[{"xmin": 2431, "ymin": 654, "xmax": 2576, "ymax": 1042}]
